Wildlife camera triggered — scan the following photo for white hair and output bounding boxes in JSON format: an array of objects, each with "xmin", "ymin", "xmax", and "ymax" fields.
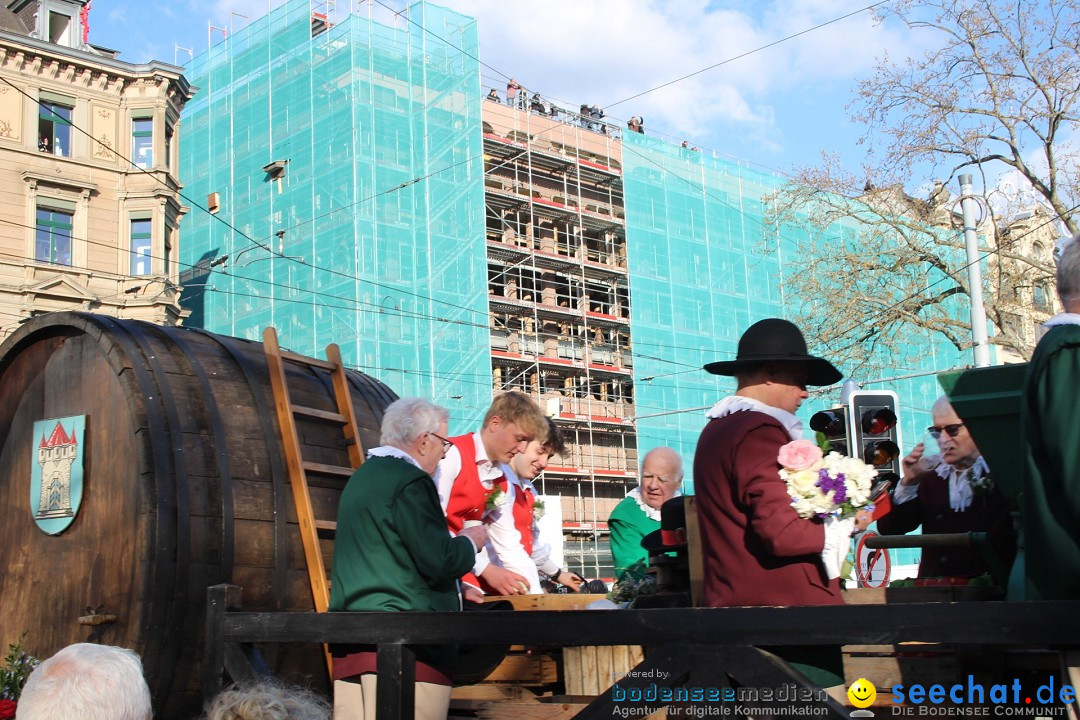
[
  {"xmin": 17, "ymin": 643, "xmax": 152, "ymax": 720},
  {"xmin": 1058, "ymin": 236, "xmax": 1080, "ymax": 308},
  {"xmin": 380, "ymin": 397, "xmax": 448, "ymax": 448},
  {"xmin": 641, "ymin": 446, "xmax": 684, "ymax": 482},
  {"xmin": 931, "ymin": 395, "xmax": 954, "ymax": 417},
  {"xmin": 203, "ymin": 679, "xmax": 331, "ymax": 720}
]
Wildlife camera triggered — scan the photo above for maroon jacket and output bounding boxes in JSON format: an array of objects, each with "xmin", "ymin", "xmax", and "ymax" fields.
[
  {"xmin": 694, "ymin": 410, "xmax": 842, "ymax": 607},
  {"xmin": 875, "ymin": 467, "xmax": 1015, "ymax": 579}
]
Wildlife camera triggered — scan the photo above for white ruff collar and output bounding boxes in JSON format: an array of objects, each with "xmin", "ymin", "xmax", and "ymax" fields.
[
  {"xmin": 627, "ymin": 487, "xmax": 663, "ymax": 521},
  {"xmin": 1044, "ymin": 313, "xmax": 1080, "ymax": 328},
  {"xmin": 367, "ymin": 445, "xmax": 423, "ymax": 472},
  {"xmin": 929, "ymin": 454, "xmax": 990, "ymax": 512},
  {"xmin": 705, "ymin": 395, "xmax": 803, "ymax": 441}
]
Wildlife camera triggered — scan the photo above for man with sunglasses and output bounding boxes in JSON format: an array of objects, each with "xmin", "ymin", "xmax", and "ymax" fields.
[
  {"xmin": 877, "ymin": 396, "xmax": 1015, "ymax": 580},
  {"xmin": 1023, "ymin": 236, "xmax": 1080, "ymax": 600}
]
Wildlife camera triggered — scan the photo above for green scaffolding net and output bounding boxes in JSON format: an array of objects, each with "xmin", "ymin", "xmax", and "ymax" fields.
[{"xmin": 179, "ymin": 0, "xmax": 491, "ymax": 429}]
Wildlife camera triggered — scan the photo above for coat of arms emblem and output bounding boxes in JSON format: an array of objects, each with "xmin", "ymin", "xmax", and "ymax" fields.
[{"xmin": 31, "ymin": 416, "xmax": 86, "ymax": 535}]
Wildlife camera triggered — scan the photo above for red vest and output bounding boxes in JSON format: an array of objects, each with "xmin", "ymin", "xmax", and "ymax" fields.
[
  {"xmin": 512, "ymin": 481, "xmax": 536, "ymax": 557},
  {"xmin": 446, "ymin": 433, "xmax": 506, "ymax": 592},
  {"xmin": 445, "ymin": 434, "xmax": 506, "ymax": 531}
]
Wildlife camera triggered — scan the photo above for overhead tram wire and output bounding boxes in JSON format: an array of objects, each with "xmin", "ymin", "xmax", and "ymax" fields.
[
  {"xmin": 11, "ymin": 8, "xmax": 1053, "ymax": 367},
  {"xmin": 20, "ymin": 0, "xmax": 889, "ymax": 324},
  {"xmin": 246, "ymin": 48, "xmax": 1068, "ymax": 368},
  {"xmin": 0, "ymin": 75, "xmax": 493, "ymax": 321},
  {"xmin": 602, "ymin": 0, "xmax": 889, "ymax": 111},
  {"xmin": 0, "ymin": 214, "xmax": 725, "ymax": 374}
]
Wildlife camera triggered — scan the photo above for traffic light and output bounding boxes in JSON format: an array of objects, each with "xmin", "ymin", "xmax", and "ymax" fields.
[
  {"xmin": 849, "ymin": 390, "xmax": 903, "ymax": 483},
  {"xmin": 809, "ymin": 407, "xmax": 849, "ymax": 456}
]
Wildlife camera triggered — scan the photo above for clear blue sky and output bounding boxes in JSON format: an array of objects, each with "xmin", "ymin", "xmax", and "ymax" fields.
[{"xmin": 87, "ymin": 0, "xmax": 924, "ymax": 179}]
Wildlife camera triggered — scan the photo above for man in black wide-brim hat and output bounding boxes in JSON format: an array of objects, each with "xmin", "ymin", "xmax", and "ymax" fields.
[{"xmin": 693, "ymin": 318, "xmax": 869, "ymax": 687}]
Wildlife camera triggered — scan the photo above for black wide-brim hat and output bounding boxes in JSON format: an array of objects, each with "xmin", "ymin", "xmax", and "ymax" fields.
[
  {"xmin": 703, "ymin": 318, "xmax": 841, "ymax": 387},
  {"xmin": 641, "ymin": 496, "xmax": 687, "ymax": 553}
]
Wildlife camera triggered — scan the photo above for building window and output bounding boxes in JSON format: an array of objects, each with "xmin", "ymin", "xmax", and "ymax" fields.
[
  {"xmin": 164, "ymin": 123, "xmax": 174, "ymax": 171},
  {"xmin": 36, "ymin": 206, "xmax": 73, "ymax": 265},
  {"xmin": 132, "ymin": 116, "xmax": 153, "ymax": 169},
  {"xmin": 39, "ymin": 100, "xmax": 73, "ymax": 157},
  {"xmin": 1035, "ymin": 283, "xmax": 1050, "ymax": 311},
  {"xmin": 130, "ymin": 218, "xmax": 152, "ymax": 275},
  {"xmin": 48, "ymin": 11, "xmax": 72, "ymax": 44},
  {"xmin": 163, "ymin": 217, "xmax": 171, "ymax": 275}
]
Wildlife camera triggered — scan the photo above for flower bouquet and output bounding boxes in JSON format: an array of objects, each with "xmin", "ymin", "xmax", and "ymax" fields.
[
  {"xmin": 778, "ymin": 439, "xmax": 876, "ymax": 520},
  {"xmin": 777, "ymin": 439, "xmax": 877, "ymax": 580}
]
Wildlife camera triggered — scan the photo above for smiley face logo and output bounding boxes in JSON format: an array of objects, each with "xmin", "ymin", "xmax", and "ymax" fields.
[{"xmin": 847, "ymin": 678, "xmax": 877, "ymax": 708}]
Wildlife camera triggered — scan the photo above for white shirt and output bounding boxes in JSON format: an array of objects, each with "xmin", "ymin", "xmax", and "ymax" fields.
[
  {"xmin": 893, "ymin": 455, "xmax": 991, "ymax": 512},
  {"xmin": 434, "ymin": 433, "xmax": 503, "ymax": 578},
  {"xmin": 1045, "ymin": 312, "xmax": 1080, "ymax": 328},
  {"xmin": 484, "ymin": 465, "xmax": 554, "ymax": 593}
]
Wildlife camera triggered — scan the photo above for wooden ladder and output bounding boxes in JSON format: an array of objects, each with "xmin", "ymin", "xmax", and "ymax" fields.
[{"xmin": 263, "ymin": 326, "xmax": 365, "ymax": 618}]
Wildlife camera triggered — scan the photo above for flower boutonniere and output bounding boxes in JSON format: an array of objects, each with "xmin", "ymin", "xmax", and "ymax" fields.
[
  {"xmin": 485, "ymin": 485, "xmax": 509, "ymax": 514},
  {"xmin": 533, "ymin": 499, "xmax": 546, "ymax": 521},
  {"xmin": 967, "ymin": 467, "xmax": 994, "ymax": 496}
]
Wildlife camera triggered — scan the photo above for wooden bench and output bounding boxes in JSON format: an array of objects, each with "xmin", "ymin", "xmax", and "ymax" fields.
[{"xmin": 204, "ymin": 584, "xmax": 1080, "ymax": 720}]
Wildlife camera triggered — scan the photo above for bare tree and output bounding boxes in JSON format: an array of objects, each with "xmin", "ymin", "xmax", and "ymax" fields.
[{"xmin": 769, "ymin": 0, "xmax": 1075, "ymax": 372}]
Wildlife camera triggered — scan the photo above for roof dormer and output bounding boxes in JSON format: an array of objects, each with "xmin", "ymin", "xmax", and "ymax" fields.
[{"xmin": 6, "ymin": 0, "xmax": 89, "ymax": 50}]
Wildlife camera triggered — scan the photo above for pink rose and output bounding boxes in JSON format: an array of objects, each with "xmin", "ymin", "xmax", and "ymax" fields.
[{"xmin": 778, "ymin": 439, "xmax": 824, "ymax": 471}]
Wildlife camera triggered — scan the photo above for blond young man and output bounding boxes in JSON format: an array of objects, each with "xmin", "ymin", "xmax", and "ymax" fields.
[{"xmin": 436, "ymin": 391, "xmax": 549, "ymax": 596}]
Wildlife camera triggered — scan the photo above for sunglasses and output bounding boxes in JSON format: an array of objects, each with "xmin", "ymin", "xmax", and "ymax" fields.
[{"xmin": 927, "ymin": 423, "xmax": 965, "ymax": 439}]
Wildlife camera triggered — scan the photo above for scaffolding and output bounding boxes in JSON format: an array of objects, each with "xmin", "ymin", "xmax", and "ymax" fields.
[
  {"xmin": 179, "ymin": 0, "xmax": 492, "ymax": 428},
  {"xmin": 481, "ymin": 99, "xmax": 635, "ymax": 578},
  {"xmin": 178, "ymin": 0, "xmax": 968, "ymax": 579}
]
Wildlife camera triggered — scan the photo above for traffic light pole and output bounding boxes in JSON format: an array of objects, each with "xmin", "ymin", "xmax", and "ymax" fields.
[{"xmin": 958, "ymin": 173, "xmax": 991, "ymax": 368}]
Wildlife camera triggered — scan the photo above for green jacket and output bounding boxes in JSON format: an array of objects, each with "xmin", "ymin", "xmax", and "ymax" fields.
[
  {"xmin": 608, "ymin": 493, "xmax": 659, "ymax": 578},
  {"xmin": 1022, "ymin": 322, "xmax": 1080, "ymax": 600},
  {"xmin": 329, "ymin": 454, "xmax": 476, "ymax": 668}
]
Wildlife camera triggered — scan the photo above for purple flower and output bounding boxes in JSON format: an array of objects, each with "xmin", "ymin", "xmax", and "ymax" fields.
[{"xmin": 816, "ymin": 469, "xmax": 848, "ymax": 504}]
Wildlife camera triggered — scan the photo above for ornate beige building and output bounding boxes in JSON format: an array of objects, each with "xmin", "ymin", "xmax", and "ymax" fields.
[{"xmin": 0, "ymin": 0, "xmax": 193, "ymax": 339}]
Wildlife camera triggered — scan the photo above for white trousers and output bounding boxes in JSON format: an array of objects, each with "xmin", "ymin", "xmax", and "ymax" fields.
[{"xmin": 333, "ymin": 676, "xmax": 452, "ymax": 720}]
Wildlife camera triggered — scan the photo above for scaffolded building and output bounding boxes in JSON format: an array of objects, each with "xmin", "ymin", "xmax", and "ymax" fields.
[{"xmin": 179, "ymin": 0, "xmax": 964, "ymax": 579}]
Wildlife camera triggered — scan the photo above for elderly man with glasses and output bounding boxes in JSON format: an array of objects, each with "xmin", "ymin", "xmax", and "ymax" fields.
[
  {"xmin": 329, "ymin": 397, "xmax": 489, "ymax": 720},
  {"xmin": 608, "ymin": 446, "xmax": 683, "ymax": 579},
  {"xmin": 877, "ymin": 395, "xmax": 1015, "ymax": 580}
]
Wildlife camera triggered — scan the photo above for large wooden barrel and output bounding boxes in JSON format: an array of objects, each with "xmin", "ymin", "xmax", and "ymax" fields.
[{"xmin": 0, "ymin": 312, "xmax": 398, "ymax": 718}]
